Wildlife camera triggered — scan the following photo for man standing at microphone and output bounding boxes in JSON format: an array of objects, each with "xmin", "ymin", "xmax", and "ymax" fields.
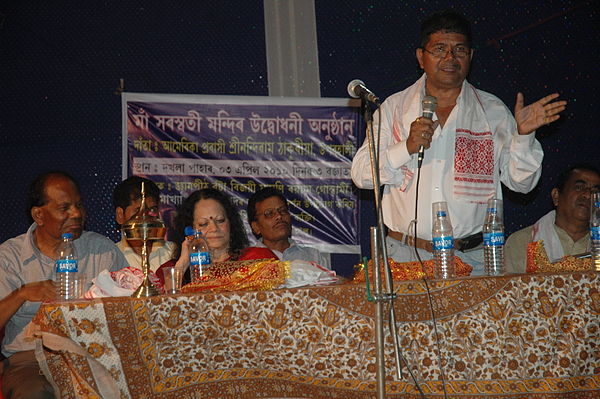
[{"xmin": 351, "ymin": 10, "xmax": 566, "ymax": 274}]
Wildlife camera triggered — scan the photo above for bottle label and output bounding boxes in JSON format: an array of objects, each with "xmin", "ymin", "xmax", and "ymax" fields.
[
  {"xmin": 190, "ymin": 252, "xmax": 211, "ymax": 266},
  {"xmin": 592, "ymin": 226, "xmax": 600, "ymax": 240},
  {"xmin": 436, "ymin": 211, "xmax": 447, "ymax": 218},
  {"xmin": 56, "ymin": 259, "xmax": 78, "ymax": 273},
  {"xmin": 432, "ymin": 235, "xmax": 453, "ymax": 250},
  {"xmin": 486, "ymin": 207, "xmax": 497, "ymax": 214},
  {"xmin": 483, "ymin": 231, "xmax": 505, "ymax": 246}
]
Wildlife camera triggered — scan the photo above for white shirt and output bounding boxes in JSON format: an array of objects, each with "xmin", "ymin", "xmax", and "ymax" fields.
[
  {"xmin": 117, "ymin": 238, "xmax": 175, "ymax": 272},
  {"xmin": 0, "ymin": 224, "xmax": 125, "ymax": 356},
  {"xmin": 256, "ymin": 239, "xmax": 331, "ymax": 269},
  {"xmin": 351, "ymin": 75, "xmax": 543, "ymax": 240}
]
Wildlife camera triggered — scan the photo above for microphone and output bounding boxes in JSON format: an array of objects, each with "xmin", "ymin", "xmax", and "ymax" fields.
[
  {"xmin": 347, "ymin": 79, "xmax": 380, "ymax": 106},
  {"xmin": 417, "ymin": 95, "xmax": 437, "ymax": 168}
]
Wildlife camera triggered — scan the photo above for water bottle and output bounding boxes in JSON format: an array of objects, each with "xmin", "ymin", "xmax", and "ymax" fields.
[
  {"xmin": 431, "ymin": 202, "xmax": 455, "ymax": 279},
  {"xmin": 483, "ymin": 198, "xmax": 505, "ymax": 276},
  {"xmin": 55, "ymin": 233, "xmax": 78, "ymax": 300},
  {"xmin": 186, "ymin": 226, "xmax": 212, "ymax": 282},
  {"xmin": 591, "ymin": 189, "xmax": 600, "ymax": 271}
]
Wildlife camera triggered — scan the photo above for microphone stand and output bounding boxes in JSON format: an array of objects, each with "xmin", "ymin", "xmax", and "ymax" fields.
[{"xmin": 361, "ymin": 100, "xmax": 404, "ymax": 399}]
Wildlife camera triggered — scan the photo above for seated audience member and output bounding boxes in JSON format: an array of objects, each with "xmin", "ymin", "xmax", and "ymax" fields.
[
  {"xmin": 113, "ymin": 176, "xmax": 175, "ymax": 272},
  {"xmin": 159, "ymin": 188, "xmax": 276, "ymax": 283},
  {"xmin": 505, "ymin": 164, "xmax": 600, "ymax": 273},
  {"xmin": 247, "ymin": 187, "xmax": 330, "ymax": 269},
  {"xmin": 0, "ymin": 171, "xmax": 125, "ymax": 399}
]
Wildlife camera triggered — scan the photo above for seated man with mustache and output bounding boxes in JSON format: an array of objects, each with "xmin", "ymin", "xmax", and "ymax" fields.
[
  {"xmin": 247, "ymin": 187, "xmax": 330, "ymax": 269},
  {"xmin": 0, "ymin": 171, "xmax": 126, "ymax": 398},
  {"xmin": 505, "ymin": 164, "xmax": 600, "ymax": 273}
]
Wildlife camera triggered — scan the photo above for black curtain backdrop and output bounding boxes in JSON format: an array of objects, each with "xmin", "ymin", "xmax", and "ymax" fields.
[{"xmin": 1, "ymin": 1, "xmax": 598, "ymax": 275}]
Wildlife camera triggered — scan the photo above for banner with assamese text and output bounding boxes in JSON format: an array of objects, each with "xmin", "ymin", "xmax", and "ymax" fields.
[{"xmin": 122, "ymin": 93, "xmax": 360, "ymax": 254}]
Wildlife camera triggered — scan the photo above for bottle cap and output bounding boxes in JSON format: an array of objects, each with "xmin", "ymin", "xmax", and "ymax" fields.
[
  {"xmin": 62, "ymin": 233, "xmax": 73, "ymax": 240},
  {"xmin": 184, "ymin": 226, "xmax": 196, "ymax": 236}
]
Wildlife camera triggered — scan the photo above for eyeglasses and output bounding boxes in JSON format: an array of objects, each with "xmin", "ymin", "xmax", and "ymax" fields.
[
  {"xmin": 422, "ymin": 45, "xmax": 471, "ymax": 59},
  {"xmin": 258, "ymin": 206, "xmax": 290, "ymax": 219},
  {"xmin": 572, "ymin": 183, "xmax": 600, "ymax": 193}
]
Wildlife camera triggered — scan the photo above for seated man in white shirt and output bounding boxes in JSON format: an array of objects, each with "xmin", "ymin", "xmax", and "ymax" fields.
[
  {"xmin": 505, "ymin": 164, "xmax": 600, "ymax": 273},
  {"xmin": 113, "ymin": 176, "xmax": 175, "ymax": 272},
  {"xmin": 247, "ymin": 187, "xmax": 330, "ymax": 269}
]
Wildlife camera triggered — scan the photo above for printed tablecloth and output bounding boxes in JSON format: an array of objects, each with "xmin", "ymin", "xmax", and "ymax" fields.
[{"xmin": 33, "ymin": 271, "xmax": 600, "ymax": 398}]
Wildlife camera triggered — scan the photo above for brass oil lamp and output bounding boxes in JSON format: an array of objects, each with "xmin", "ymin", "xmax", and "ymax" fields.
[{"xmin": 122, "ymin": 181, "xmax": 166, "ymax": 297}]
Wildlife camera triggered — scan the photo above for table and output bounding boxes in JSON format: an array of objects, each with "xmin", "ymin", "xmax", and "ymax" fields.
[{"xmin": 33, "ymin": 271, "xmax": 600, "ymax": 398}]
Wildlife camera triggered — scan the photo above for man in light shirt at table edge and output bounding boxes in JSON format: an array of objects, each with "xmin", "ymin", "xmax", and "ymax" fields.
[
  {"xmin": 504, "ymin": 164, "xmax": 600, "ymax": 273},
  {"xmin": 0, "ymin": 171, "xmax": 125, "ymax": 399}
]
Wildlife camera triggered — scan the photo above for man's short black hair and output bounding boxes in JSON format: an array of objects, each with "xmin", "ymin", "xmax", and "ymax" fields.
[
  {"xmin": 27, "ymin": 171, "xmax": 80, "ymax": 223},
  {"xmin": 113, "ymin": 176, "xmax": 161, "ymax": 211},
  {"xmin": 555, "ymin": 163, "xmax": 600, "ymax": 193},
  {"xmin": 420, "ymin": 10, "xmax": 472, "ymax": 48},
  {"xmin": 247, "ymin": 187, "xmax": 287, "ymax": 224}
]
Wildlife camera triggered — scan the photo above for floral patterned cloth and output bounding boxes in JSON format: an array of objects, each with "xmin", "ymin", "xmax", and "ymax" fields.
[
  {"xmin": 181, "ymin": 259, "xmax": 291, "ymax": 293},
  {"xmin": 352, "ymin": 257, "xmax": 473, "ymax": 282},
  {"xmin": 527, "ymin": 240, "xmax": 592, "ymax": 273},
  {"xmin": 32, "ymin": 271, "xmax": 600, "ymax": 398}
]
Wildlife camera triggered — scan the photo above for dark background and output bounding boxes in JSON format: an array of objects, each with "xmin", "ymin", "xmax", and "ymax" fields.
[{"xmin": 1, "ymin": 1, "xmax": 598, "ymax": 276}]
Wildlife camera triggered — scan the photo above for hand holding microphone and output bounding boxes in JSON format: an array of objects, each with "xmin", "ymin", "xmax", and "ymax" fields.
[{"xmin": 407, "ymin": 95, "xmax": 437, "ymax": 168}]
